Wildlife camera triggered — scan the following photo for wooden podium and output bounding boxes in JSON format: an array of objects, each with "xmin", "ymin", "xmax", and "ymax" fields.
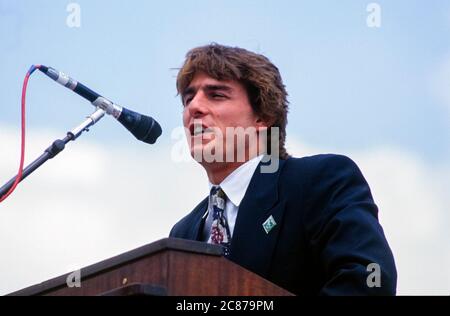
[{"xmin": 9, "ymin": 238, "xmax": 293, "ymax": 296}]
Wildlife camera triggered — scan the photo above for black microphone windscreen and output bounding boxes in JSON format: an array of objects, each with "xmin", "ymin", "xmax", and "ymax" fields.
[{"xmin": 117, "ymin": 107, "xmax": 162, "ymax": 144}]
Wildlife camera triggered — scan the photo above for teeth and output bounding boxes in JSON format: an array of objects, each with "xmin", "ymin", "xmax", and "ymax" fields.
[
  {"xmin": 193, "ymin": 125, "xmax": 214, "ymax": 136},
  {"xmin": 193, "ymin": 126, "xmax": 203, "ymax": 136}
]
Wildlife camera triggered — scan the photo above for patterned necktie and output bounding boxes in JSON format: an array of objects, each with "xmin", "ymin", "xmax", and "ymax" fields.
[{"xmin": 209, "ymin": 186, "xmax": 231, "ymax": 256}]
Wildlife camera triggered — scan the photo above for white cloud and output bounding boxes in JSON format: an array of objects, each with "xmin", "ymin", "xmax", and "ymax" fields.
[{"xmin": 0, "ymin": 127, "xmax": 449, "ymax": 295}]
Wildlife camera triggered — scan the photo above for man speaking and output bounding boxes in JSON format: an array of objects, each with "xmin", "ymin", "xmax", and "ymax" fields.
[{"xmin": 169, "ymin": 43, "xmax": 397, "ymax": 295}]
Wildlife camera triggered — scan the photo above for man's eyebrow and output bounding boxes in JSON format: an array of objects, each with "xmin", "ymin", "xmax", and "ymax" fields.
[
  {"xmin": 181, "ymin": 84, "xmax": 233, "ymax": 99},
  {"xmin": 182, "ymin": 84, "xmax": 233, "ymax": 99},
  {"xmin": 203, "ymin": 84, "xmax": 233, "ymax": 93}
]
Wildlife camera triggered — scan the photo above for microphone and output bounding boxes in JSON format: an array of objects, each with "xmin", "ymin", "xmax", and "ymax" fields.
[{"xmin": 38, "ymin": 65, "xmax": 162, "ymax": 144}]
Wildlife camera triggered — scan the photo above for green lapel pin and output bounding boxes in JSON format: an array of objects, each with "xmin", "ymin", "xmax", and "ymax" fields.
[{"xmin": 262, "ymin": 215, "xmax": 277, "ymax": 234}]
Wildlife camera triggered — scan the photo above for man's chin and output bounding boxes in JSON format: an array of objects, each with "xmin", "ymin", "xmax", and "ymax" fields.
[{"xmin": 190, "ymin": 145, "xmax": 226, "ymax": 165}]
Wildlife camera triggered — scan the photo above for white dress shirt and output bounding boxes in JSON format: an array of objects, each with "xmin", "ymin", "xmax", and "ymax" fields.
[{"xmin": 202, "ymin": 155, "xmax": 264, "ymax": 242}]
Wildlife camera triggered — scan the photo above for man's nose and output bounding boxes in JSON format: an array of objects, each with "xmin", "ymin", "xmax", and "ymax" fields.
[{"xmin": 187, "ymin": 92, "xmax": 208, "ymax": 118}]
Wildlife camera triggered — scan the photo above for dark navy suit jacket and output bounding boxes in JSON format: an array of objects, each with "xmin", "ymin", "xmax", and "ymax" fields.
[{"xmin": 169, "ymin": 154, "xmax": 397, "ymax": 295}]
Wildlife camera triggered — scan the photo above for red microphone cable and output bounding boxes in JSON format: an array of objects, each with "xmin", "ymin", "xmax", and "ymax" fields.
[{"xmin": 0, "ymin": 65, "xmax": 40, "ymax": 203}]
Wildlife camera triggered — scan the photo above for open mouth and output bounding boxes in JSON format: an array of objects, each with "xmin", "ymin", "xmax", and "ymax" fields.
[{"xmin": 189, "ymin": 123, "xmax": 215, "ymax": 136}]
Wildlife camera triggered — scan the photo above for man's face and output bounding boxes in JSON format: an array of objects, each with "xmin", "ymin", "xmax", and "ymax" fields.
[{"xmin": 182, "ymin": 72, "xmax": 265, "ymax": 163}]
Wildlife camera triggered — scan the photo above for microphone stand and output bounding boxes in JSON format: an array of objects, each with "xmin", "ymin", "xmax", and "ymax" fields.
[{"xmin": 0, "ymin": 108, "xmax": 105, "ymax": 200}]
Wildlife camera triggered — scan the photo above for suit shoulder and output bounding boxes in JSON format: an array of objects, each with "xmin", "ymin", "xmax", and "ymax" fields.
[
  {"xmin": 281, "ymin": 153, "xmax": 372, "ymax": 212},
  {"xmin": 283, "ymin": 153, "xmax": 362, "ymax": 178},
  {"xmin": 286, "ymin": 153, "xmax": 358, "ymax": 168}
]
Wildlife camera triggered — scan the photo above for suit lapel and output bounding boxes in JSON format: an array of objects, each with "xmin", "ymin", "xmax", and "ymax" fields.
[
  {"xmin": 189, "ymin": 197, "xmax": 209, "ymax": 241},
  {"xmin": 229, "ymin": 157, "xmax": 287, "ymax": 277}
]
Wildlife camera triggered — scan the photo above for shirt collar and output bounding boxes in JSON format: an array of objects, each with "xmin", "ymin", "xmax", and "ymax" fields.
[{"xmin": 209, "ymin": 155, "xmax": 264, "ymax": 207}]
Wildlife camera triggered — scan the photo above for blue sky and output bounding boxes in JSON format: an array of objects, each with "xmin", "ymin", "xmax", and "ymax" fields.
[
  {"xmin": 1, "ymin": 1, "xmax": 449, "ymax": 294},
  {"xmin": 1, "ymin": 0, "xmax": 449, "ymax": 162}
]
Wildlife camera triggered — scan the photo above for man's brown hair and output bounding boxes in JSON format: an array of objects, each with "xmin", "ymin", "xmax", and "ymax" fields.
[{"xmin": 176, "ymin": 43, "xmax": 289, "ymax": 159}]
